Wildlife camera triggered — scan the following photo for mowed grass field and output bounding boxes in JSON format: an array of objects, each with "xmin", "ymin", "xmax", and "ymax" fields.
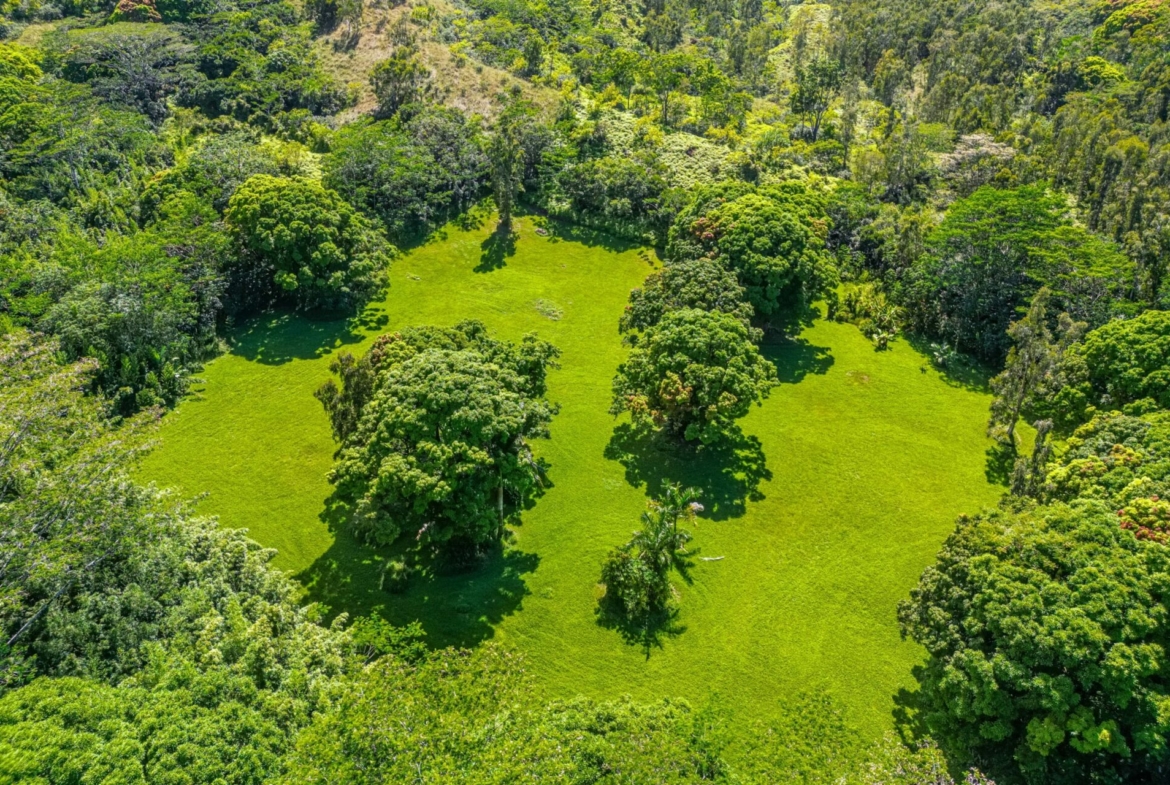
[{"xmin": 139, "ymin": 215, "xmax": 1004, "ymax": 737}]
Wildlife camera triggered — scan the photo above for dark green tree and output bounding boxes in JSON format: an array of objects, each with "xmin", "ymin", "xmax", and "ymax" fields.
[
  {"xmin": 987, "ymin": 287, "xmax": 1084, "ymax": 446},
  {"xmin": 671, "ymin": 186, "xmax": 837, "ymax": 318},
  {"xmin": 1049, "ymin": 310, "xmax": 1170, "ymax": 428},
  {"xmin": 904, "ymin": 185, "xmax": 1135, "ymax": 362},
  {"xmin": 323, "ymin": 322, "xmax": 559, "ymax": 549},
  {"xmin": 900, "ymin": 499, "xmax": 1170, "ymax": 784},
  {"xmin": 225, "ymin": 174, "xmax": 392, "ymax": 312}
]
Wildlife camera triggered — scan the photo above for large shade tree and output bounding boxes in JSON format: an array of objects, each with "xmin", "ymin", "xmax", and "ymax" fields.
[
  {"xmin": 903, "ymin": 185, "xmax": 1136, "ymax": 362},
  {"xmin": 611, "ymin": 308, "xmax": 776, "ymax": 444},
  {"xmin": 225, "ymin": 175, "xmax": 392, "ymax": 312},
  {"xmin": 321, "ymin": 322, "xmax": 560, "ymax": 549}
]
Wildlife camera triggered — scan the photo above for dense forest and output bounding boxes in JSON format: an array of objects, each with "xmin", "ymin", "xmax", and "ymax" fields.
[{"xmin": 5, "ymin": 0, "xmax": 1170, "ymax": 781}]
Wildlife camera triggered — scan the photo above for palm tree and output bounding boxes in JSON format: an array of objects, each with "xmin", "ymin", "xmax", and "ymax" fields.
[{"xmin": 631, "ymin": 483, "xmax": 701, "ymax": 578}]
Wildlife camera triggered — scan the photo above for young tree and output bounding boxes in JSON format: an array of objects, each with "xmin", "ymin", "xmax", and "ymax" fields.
[
  {"xmin": 987, "ymin": 287, "xmax": 1084, "ymax": 446},
  {"xmin": 600, "ymin": 484, "xmax": 702, "ymax": 619},
  {"xmin": 370, "ymin": 44, "xmax": 434, "ymax": 119},
  {"xmin": 611, "ymin": 308, "xmax": 777, "ymax": 444},
  {"xmin": 789, "ymin": 55, "xmax": 842, "ymax": 141},
  {"xmin": 225, "ymin": 175, "xmax": 392, "ymax": 312}
]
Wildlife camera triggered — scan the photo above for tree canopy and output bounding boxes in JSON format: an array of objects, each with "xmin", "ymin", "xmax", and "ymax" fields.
[
  {"xmin": 225, "ymin": 174, "xmax": 392, "ymax": 312},
  {"xmin": 903, "ymin": 185, "xmax": 1136, "ymax": 362},
  {"xmin": 611, "ymin": 308, "xmax": 776, "ymax": 444},
  {"xmin": 321, "ymin": 322, "xmax": 559, "ymax": 549}
]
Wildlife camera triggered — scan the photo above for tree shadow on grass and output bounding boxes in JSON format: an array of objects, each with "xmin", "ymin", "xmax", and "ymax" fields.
[
  {"xmin": 228, "ymin": 308, "xmax": 369, "ymax": 365},
  {"xmin": 893, "ymin": 671, "xmax": 1009, "ymax": 782},
  {"xmin": 760, "ymin": 333, "xmax": 834, "ymax": 385},
  {"xmin": 476, "ymin": 226, "xmax": 516, "ymax": 273},
  {"xmin": 539, "ymin": 216, "xmax": 645, "ymax": 254},
  {"xmin": 903, "ymin": 334, "xmax": 994, "ymax": 394},
  {"xmin": 984, "ymin": 440, "xmax": 1016, "ymax": 487},
  {"xmin": 298, "ymin": 495, "xmax": 539, "ymax": 648},
  {"xmin": 604, "ymin": 423, "xmax": 770, "ymax": 521},
  {"xmin": 891, "ymin": 677, "xmax": 933, "ymax": 746},
  {"xmin": 595, "ymin": 603, "xmax": 687, "ymax": 659}
]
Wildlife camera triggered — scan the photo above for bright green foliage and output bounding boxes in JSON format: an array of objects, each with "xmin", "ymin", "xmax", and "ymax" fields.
[
  {"xmin": 0, "ymin": 329, "xmax": 347, "ymax": 763},
  {"xmin": 281, "ymin": 645, "xmax": 729, "ymax": 784},
  {"xmin": 0, "ymin": 675, "xmax": 286, "ymax": 785},
  {"xmin": 903, "ymin": 185, "xmax": 1136, "ymax": 362},
  {"xmin": 1051, "ymin": 310, "xmax": 1170, "ymax": 427},
  {"xmin": 225, "ymin": 175, "xmax": 391, "ymax": 312},
  {"xmin": 620, "ymin": 257, "xmax": 756, "ymax": 342},
  {"xmin": 140, "ymin": 132, "xmax": 290, "ymax": 216},
  {"xmin": 1041, "ymin": 412, "xmax": 1170, "ymax": 511},
  {"xmin": 323, "ymin": 109, "xmax": 487, "ymax": 240},
  {"xmin": 324, "ymin": 322, "xmax": 559, "ymax": 549},
  {"xmin": 611, "ymin": 308, "xmax": 776, "ymax": 444},
  {"xmin": 668, "ymin": 184, "xmax": 837, "ymax": 318},
  {"xmin": 899, "ymin": 500, "xmax": 1170, "ymax": 784}
]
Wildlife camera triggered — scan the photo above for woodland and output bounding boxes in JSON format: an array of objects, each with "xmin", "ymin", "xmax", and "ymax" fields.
[{"xmin": 4, "ymin": 0, "xmax": 1170, "ymax": 782}]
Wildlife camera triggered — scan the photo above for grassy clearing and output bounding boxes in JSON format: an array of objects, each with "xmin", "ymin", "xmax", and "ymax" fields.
[{"xmin": 140, "ymin": 214, "xmax": 1003, "ymax": 738}]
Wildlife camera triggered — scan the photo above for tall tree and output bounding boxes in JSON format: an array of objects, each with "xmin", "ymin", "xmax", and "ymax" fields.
[
  {"xmin": 487, "ymin": 94, "xmax": 534, "ymax": 233},
  {"xmin": 790, "ymin": 55, "xmax": 842, "ymax": 141},
  {"xmin": 987, "ymin": 288, "xmax": 1084, "ymax": 446}
]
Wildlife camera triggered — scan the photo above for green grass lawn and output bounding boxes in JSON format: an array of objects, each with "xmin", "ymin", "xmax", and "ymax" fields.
[{"xmin": 139, "ymin": 215, "xmax": 1004, "ymax": 738}]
